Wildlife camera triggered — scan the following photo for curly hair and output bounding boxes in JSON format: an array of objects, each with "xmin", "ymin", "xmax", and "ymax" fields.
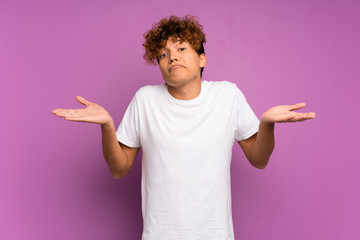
[{"xmin": 143, "ymin": 15, "xmax": 206, "ymax": 76}]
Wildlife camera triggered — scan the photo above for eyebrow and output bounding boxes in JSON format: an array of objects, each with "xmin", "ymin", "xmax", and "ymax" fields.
[{"xmin": 160, "ymin": 40, "xmax": 185, "ymax": 51}]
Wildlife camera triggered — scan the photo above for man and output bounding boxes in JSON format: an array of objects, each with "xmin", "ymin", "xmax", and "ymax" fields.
[{"xmin": 52, "ymin": 15, "xmax": 315, "ymax": 239}]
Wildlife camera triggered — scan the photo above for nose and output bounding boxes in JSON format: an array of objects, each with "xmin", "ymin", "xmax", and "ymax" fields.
[
  {"xmin": 169, "ymin": 57, "xmax": 177, "ymax": 63},
  {"xmin": 169, "ymin": 50, "xmax": 179, "ymax": 63}
]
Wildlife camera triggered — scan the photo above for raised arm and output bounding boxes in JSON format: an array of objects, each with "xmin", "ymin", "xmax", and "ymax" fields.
[
  {"xmin": 238, "ymin": 102, "xmax": 316, "ymax": 169},
  {"xmin": 51, "ymin": 96, "xmax": 140, "ymax": 178}
]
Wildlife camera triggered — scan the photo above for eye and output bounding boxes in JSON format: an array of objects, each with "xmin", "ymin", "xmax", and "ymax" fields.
[
  {"xmin": 179, "ymin": 47, "xmax": 186, "ymax": 52},
  {"xmin": 159, "ymin": 53, "xmax": 168, "ymax": 59}
]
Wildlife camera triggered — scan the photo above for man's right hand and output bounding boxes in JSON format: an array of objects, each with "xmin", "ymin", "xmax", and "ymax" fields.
[
  {"xmin": 52, "ymin": 96, "xmax": 139, "ymax": 179},
  {"xmin": 51, "ymin": 96, "xmax": 113, "ymax": 126}
]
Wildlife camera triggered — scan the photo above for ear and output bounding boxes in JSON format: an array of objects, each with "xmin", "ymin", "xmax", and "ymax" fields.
[{"xmin": 199, "ymin": 54, "xmax": 207, "ymax": 68}]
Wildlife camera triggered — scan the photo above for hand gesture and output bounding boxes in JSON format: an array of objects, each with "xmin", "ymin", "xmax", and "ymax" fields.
[
  {"xmin": 51, "ymin": 96, "xmax": 112, "ymax": 125},
  {"xmin": 261, "ymin": 102, "xmax": 316, "ymax": 124}
]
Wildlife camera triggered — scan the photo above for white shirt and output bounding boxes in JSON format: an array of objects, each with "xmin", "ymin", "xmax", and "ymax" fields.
[{"xmin": 116, "ymin": 80, "xmax": 259, "ymax": 240}]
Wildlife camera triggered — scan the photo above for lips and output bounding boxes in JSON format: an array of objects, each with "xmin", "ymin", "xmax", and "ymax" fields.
[{"xmin": 169, "ymin": 64, "xmax": 185, "ymax": 72}]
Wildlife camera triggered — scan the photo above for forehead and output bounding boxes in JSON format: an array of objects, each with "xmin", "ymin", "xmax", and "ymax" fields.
[{"xmin": 160, "ymin": 37, "xmax": 189, "ymax": 50}]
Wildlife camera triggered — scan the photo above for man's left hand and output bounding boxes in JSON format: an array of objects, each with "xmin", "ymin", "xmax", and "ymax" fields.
[{"xmin": 261, "ymin": 102, "xmax": 316, "ymax": 124}]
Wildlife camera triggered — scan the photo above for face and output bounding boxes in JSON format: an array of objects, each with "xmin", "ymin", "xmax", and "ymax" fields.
[{"xmin": 158, "ymin": 38, "xmax": 206, "ymax": 88}]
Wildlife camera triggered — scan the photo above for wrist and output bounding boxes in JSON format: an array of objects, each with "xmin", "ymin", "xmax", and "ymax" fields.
[
  {"xmin": 101, "ymin": 117, "xmax": 115, "ymax": 130},
  {"xmin": 260, "ymin": 117, "xmax": 275, "ymax": 129}
]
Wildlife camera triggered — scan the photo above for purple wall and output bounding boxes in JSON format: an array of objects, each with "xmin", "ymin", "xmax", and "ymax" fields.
[{"xmin": 1, "ymin": 0, "xmax": 359, "ymax": 239}]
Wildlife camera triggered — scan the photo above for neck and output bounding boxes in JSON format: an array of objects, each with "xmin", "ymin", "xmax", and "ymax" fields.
[{"xmin": 167, "ymin": 79, "xmax": 201, "ymax": 100}]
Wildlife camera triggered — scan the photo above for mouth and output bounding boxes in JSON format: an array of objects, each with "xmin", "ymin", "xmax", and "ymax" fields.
[{"xmin": 169, "ymin": 64, "xmax": 184, "ymax": 72}]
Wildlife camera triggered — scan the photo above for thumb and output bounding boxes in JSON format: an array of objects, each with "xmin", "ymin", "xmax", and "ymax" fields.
[
  {"xmin": 289, "ymin": 102, "xmax": 306, "ymax": 111},
  {"xmin": 76, "ymin": 96, "xmax": 91, "ymax": 106}
]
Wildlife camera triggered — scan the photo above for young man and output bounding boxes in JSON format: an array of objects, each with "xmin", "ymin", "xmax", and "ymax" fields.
[{"xmin": 52, "ymin": 16, "xmax": 315, "ymax": 239}]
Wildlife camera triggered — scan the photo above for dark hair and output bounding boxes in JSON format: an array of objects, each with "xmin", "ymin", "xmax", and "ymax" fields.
[{"xmin": 143, "ymin": 15, "xmax": 206, "ymax": 77}]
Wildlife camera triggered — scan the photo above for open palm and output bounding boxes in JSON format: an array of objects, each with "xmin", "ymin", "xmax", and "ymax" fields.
[
  {"xmin": 51, "ymin": 96, "xmax": 112, "ymax": 125},
  {"xmin": 261, "ymin": 102, "xmax": 316, "ymax": 123}
]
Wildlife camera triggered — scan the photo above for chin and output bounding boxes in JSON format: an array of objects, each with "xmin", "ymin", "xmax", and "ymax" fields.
[{"xmin": 164, "ymin": 78, "xmax": 186, "ymax": 87}]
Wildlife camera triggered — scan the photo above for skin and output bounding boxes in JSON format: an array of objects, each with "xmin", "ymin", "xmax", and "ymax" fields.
[
  {"xmin": 52, "ymin": 96, "xmax": 139, "ymax": 178},
  {"xmin": 240, "ymin": 102, "xmax": 315, "ymax": 169},
  {"xmin": 51, "ymin": 37, "xmax": 316, "ymax": 178},
  {"xmin": 158, "ymin": 37, "xmax": 206, "ymax": 100}
]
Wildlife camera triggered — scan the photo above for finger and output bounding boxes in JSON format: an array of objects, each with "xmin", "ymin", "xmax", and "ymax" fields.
[
  {"xmin": 305, "ymin": 112, "xmax": 316, "ymax": 120},
  {"xmin": 64, "ymin": 115, "xmax": 87, "ymax": 122},
  {"xmin": 291, "ymin": 112, "xmax": 316, "ymax": 122},
  {"xmin": 76, "ymin": 96, "xmax": 91, "ymax": 106},
  {"xmin": 289, "ymin": 102, "xmax": 306, "ymax": 111},
  {"xmin": 62, "ymin": 110, "xmax": 88, "ymax": 121},
  {"xmin": 64, "ymin": 114, "xmax": 99, "ymax": 123},
  {"xmin": 51, "ymin": 109, "xmax": 60, "ymax": 114},
  {"xmin": 52, "ymin": 108, "xmax": 67, "ymax": 116},
  {"xmin": 52, "ymin": 109, "xmax": 84, "ymax": 118}
]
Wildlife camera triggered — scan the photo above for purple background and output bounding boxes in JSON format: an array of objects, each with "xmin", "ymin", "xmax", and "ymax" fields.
[{"xmin": 1, "ymin": 0, "xmax": 359, "ymax": 239}]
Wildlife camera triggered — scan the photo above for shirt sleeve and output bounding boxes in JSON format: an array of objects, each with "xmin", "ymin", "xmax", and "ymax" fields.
[
  {"xmin": 116, "ymin": 94, "xmax": 141, "ymax": 148},
  {"xmin": 234, "ymin": 87, "xmax": 260, "ymax": 141}
]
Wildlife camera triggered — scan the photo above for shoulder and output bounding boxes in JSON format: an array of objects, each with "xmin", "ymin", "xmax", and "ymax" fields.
[
  {"xmin": 203, "ymin": 80, "xmax": 242, "ymax": 96},
  {"xmin": 204, "ymin": 80, "xmax": 239, "ymax": 89},
  {"xmin": 134, "ymin": 84, "xmax": 165, "ymax": 100}
]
